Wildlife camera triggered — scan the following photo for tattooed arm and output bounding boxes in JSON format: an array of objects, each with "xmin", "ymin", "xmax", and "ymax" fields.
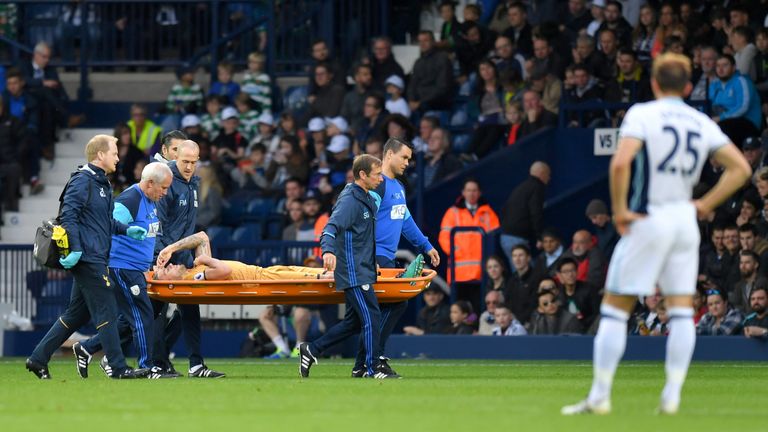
[{"xmin": 155, "ymin": 231, "xmax": 212, "ymax": 267}]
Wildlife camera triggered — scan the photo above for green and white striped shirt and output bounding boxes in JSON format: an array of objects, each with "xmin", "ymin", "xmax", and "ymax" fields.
[
  {"xmin": 239, "ymin": 109, "xmax": 260, "ymax": 142},
  {"xmin": 200, "ymin": 112, "xmax": 222, "ymax": 141},
  {"xmin": 165, "ymin": 82, "xmax": 205, "ymax": 113},
  {"xmin": 242, "ymin": 72, "xmax": 272, "ymax": 113}
]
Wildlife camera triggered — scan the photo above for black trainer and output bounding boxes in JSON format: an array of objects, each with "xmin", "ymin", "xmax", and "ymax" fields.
[
  {"xmin": 147, "ymin": 366, "xmax": 178, "ymax": 379},
  {"xmin": 112, "ymin": 367, "xmax": 149, "ymax": 379},
  {"xmin": 298, "ymin": 342, "xmax": 317, "ymax": 378},
  {"xmin": 351, "ymin": 369, "xmax": 368, "ymax": 378},
  {"xmin": 371, "ymin": 360, "xmax": 401, "ymax": 379},
  {"xmin": 72, "ymin": 342, "xmax": 91, "ymax": 378},
  {"xmin": 25, "ymin": 358, "xmax": 51, "ymax": 380},
  {"xmin": 188, "ymin": 364, "xmax": 225, "ymax": 378}
]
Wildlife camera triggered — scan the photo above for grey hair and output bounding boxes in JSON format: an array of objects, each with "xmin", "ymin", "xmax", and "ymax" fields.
[
  {"xmin": 576, "ymin": 35, "xmax": 594, "ymax": 47},
  {"xmin": 34, "ymin": 41, "xmax": 51, "ymax": 54},
  {"xmin": 141, "ymin": 162, "xmax": 173, "ymax": 183}
]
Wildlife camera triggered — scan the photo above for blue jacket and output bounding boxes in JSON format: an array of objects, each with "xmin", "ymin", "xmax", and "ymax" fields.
[
  {"xmin": 59, "ymin": 164, "xmax": 128, "ymax": 266},
  {"xmin": 369, "ymin": 175, "xmax": 433, "ymax": 261},
  {"xmin": 709, "ymin": 71, "xmax": 762, "ymax": 129},
  {"xmin": 110, "ymin": 184, "xmax": 160, "ymax": 271},
  {"xmin": 320, "ymin": 183, "xmax": 377, "ymax": 290},
  {"xmin": 154, "ymin": 161, "xmax": 200, "ymax": 267}
]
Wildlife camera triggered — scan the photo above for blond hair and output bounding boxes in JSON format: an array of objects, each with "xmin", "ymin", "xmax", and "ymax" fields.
[
  {"xmin": 248, "ymin": 52, "xmax": 265, "ymax": 63},
  {"xmin": 85, "ymin": 134, "xmax": 117, "ymax": 162},
  {"xmin": 652, "ymin": 52, "xmax": 691, "ymax": 93}
]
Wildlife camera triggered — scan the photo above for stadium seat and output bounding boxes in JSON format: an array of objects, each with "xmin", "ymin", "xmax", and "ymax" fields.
[
  {"xmin": 244, "ymin": 198, "xmax": 275, "ymax": 220},
  {"xmin": 232, "ymin": 223, "xmax": 263, "ymax": 244},
  {"xmin": 221, "ymin": 197, "xmax": 248, "ymax": 226},
  {"xmin": 452, "ymin": 133, "xmax": 472, "ymax": 153},
  {"xmin": 206, "ymin": 225, "xmax": 233, "ymax": 247}
]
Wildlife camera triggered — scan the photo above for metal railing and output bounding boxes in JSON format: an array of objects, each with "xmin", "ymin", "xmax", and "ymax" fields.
[{"xmin": 1, "ymin": 1, "xmax": 390, "ymax": 100}]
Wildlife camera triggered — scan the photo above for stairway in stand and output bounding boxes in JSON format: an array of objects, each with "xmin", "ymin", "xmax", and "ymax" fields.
[{"xmin": 1, "ymin": 128, "xmax": 112, "ymax": 244}]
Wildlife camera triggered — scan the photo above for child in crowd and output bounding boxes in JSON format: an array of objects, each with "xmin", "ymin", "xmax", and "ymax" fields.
[
  {"xmin": 200, "ymin": 95, "xmax": 223, "ymax": 140},
  {"xmin": 212, "ymin": 106, "xmax": 247, "ymax": 168},
  {"xmin": 209, "ymin": 61, "xmax": 241, "ymax": 105},
  {"xmin": 181, "ymin": 114, "xmax": 204, "ymax": 142},
  {"xmin": 492, "ymin": 305, "xmax": 527, "ymax": 336},
  {"xmin": 445, "ymin": 301, "xmax": 475, "ymax": 334},
  {"xmin": 231, "ymin": 142, "xmax": 269, "ymax": 191},
  {"xmin": 505, "ymin": 100, "xmax": 523, "ymax": 146},
  {"xmin": 235, "ymin": 92, "xmax": 260, "ymax": 142},
  {"xmin": 384, "ymin": 75, "xmax": 410, "ymax": 117},
  {"xmin": 251, "ymin": 112, "xmax": 280, "ymax": 156},
  {"xmin": 163, "ymin": 65, "xmax": 204, "ymax": 131},
  {"xmin": 241, "ymin": 51, "xmax": 272, "ymax": 115}
]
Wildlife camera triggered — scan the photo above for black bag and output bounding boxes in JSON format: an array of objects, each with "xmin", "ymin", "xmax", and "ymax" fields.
[{"xmin": 32, "ymin": 172, "xmax": 90, "ymax": 269}]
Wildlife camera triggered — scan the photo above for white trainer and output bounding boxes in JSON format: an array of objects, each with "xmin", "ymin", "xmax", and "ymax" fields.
[{"xmin": 561, "ymin": 399, "xmax": 611, "ymax": 415}]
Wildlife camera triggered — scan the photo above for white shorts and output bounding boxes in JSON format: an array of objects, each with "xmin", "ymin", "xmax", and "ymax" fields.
[{"xmin": 605, "ymin": 201, "xmax": 700, "ymax": 297}]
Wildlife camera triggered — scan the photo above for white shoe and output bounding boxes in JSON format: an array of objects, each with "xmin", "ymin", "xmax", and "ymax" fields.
[
  {"xmin": 561, "ymin": 399, "xmax": 611, "ymax": 415},
  {"xmin": 656, "ymin": 399, "xmax": 679, "ymax": 415}
]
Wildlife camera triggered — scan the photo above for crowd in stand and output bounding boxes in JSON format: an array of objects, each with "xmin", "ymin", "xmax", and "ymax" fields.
[{"xmin": 2, "ymin": 1, "xmax": 768, "ymax": 340}]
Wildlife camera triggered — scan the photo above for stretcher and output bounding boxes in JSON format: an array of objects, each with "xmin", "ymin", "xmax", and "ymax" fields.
[{"xmin": 146, "ymin": 268, "xmax": 436, "ymax": 305}]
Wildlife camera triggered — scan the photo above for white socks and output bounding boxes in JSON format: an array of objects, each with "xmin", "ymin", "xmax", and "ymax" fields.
[
  {"xmin": 661, "ymin": 307, "xmax": 695, "ymax": 408},
  {"xmin": 588, "ymin": 304, "xmax": 629, "ymax": 405},
  {"xmin": 272, "ymin": 335, "xmax": 289, "ymax": 354}
]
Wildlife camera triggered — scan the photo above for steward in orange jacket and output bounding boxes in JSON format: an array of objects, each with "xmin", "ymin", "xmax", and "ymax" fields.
[{"xmin": 439, "ymin": 180, "xmax": 500, "ymax": 282}]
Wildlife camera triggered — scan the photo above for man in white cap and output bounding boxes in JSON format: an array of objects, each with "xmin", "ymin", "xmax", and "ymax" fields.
[
  {"xmin": 385, "ymin": 75, "xmax": 410, "ymax": 117},
  {"xmin": 212, "ymin": 107, "xmax": 246, "ymax": 166},
  {"xmin": 181, "ymin": 114, "xmax": 203, "ymax": 142},
  {"xmin": 325, "ymin": 116, "xmax": 349, "ymax": 138},
  {"xmin": 327, "ymin": 134, "xmax": 352, "ymax": 185}
]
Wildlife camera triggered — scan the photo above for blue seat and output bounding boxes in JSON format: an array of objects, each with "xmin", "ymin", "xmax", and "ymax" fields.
[
  {"xmin": 206, "ymin": 226, "xmax": 233, "ymax": 247},
  {"xmin": 221, "ymin": 197, "xmax": 248, "ymax": 226},
  {"xmin": 232, "ymin": 223, "xmax": 263, "ymax": 244},
  {"xmin": 452, "ymin": 133, "xmax": 472, "ymax": 153},
  {"xmin": 244, "ymin": 198, "xmax": 275, "ymax": 220}
]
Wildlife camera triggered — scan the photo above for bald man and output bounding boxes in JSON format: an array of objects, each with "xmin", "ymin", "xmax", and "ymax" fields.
[
  {"xmin": 560, "ymin": 230, "xmax": 605, "ymax": 292},
  {"xmin": 500, "ymin": 161, "xmax": 551, "ymax": 270}
]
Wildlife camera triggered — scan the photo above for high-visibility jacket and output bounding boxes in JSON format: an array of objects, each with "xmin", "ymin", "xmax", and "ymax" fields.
[
  {"xmin": 128, "ymin": 119, "xmax": 163, "ymax": 153},
  {"xmin": 439, "ymin": 199, "xmax": 500, "ymax": 282},
  {"xmin": 313, "ymin": 212, "xmax": 329, "ymax": 257}
]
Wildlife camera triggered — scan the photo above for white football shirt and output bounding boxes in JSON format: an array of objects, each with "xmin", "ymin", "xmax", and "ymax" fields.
[{"xmin": 619, "ymin": 97, "xmax": 730, "ymax": 212}]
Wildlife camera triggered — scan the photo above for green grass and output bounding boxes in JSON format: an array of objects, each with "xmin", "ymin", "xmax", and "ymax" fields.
[{"xmin": 0, "ymin": 358, "xmax": 766, "ymax": 432}]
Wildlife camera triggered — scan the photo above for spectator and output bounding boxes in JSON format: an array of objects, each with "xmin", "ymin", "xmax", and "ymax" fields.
[
  {"xmin": 384, "ymin": 75, "xmax": 409, "ymax": 117},
  {"xmin": 436, "ymin": 1, "xmax": 462, "ymax": 51},
  {"xmin": 533, "ymin": 228, "xmax": 565, "ymax": 278},
  {"xmin": 492, "ymin": 35, "xmax": 525, "ymax": 81},
  {"xmin": 340, "ymin": 64, "xmax": 374, "ymax": 134},
  {"xmin": 632, "ymin": 4, "xmax": 657, "ymax": 66},
  {"xmin": 596, "ymin": 28, "xmax": 619, "ymax": 80},
  {"xmin": 730, "ymin": 26, "xmax": 758, "ymax": 82},
  {"xmin": 195, "ymin": 165, "xmax": 224, "ymax": 231},
  {"xmin": 736, "ymin": 190, "xmax": 762, "ymax": 227},
  {"xmin": 604, "ymin": 48, "xmax": 652, "ymax": 110},
  {"xmin": 439, "ymin": 178, "xmax": 500, "ymax": 310},
  {"xmin": 266, "ymin": 135, "xmax": 309, "ymax": 190},
  {"xmin": 234, "ymin": 93, "xmax": 260, "ymax": 143},
  {"xmin": 754, "ymin": 29, "xmax": 768, "ymax": 100},
  {"xmin": 403, "ymin": 286, "xmax": 451, "ymax": 335},
  {"xmin": 556, "ymin": 257, "xmax": 598, "ymax": 331},
  {"xmin": 4, "ymin": 69, "xmax": 44, "ymax": 194},
  {"xmin": 326, "ymin": 135, "xmax": 353, "ymax": 187},
  {"xmin": 701, "ymin": 226, "xmax": 730, "ymax": 290},
  {"xmin": 504, "ymin": 100, "xmax": 523, "ymax": 145},
  {"xmin": 504, "ymin": 244, "xmax": 542, "ymax": 325},
  {"xmin": 307, "ymin": 63, "xmax": 345, "ymax": 120},
  {"xmin": 208, "ymin": 61, "xmax": 240, "ymax": 105},
  {"xmin": 112, "ymin": 122, "xmax": 144, "ymax": 189},
  {"xmin": 586, "ymin": 0, "xmax": 605, "ymax": 37},
  {"xmin": 282, "ymin": 198, "xmax": 315, "ymax": 241},
  {"xmin": 231, "ymin": 143, "xmax": 268, "ymax": 192},
  {"xmin": 408, "ymin": 31, "xmax": 454, "ymax": 113},
  {"xmin": 200, "ymin": 95, "xmax": 223, "ymax": 141},
  {"xmin": 697, "ymin": 289, "xmax": 744, "ymax": 336},
  {"xmin": 275, "ymin": 177, "xmax": 305, "ymax": 215},
  {"xmin": 679, "ymin": 1, "xmax": 709, "ymax": 47},
  {"xmin": 127, "ymin": 103, "xmax": 162, "ymax": 156},
  {"xmin": 456, "ymin": 22, "xmax": 493, "ymax": 81},
  {"xmin": 363, "ymin": 136, "xmax": 384, "ymax": 160},
  {"xmin": 484, "ymin": 254, "xmax": 509, "ymax": 293},
  {"xmin": 251, "ymin": 112, "xmax": 280, "ymax": 156},
  {"xmin": 572, "ymin": 35, "xmax": 610, "ymax": 82},
  {"xmin": 528, "ymin": 289, "xmax": 582, "ymax": 334},
  {"xmin": 212, "ymin": 106, "xmax": 246, "ymax": 173},
  {"xmin": 469, "ymin": 60, "xmax": 507, "ymax": 158},
  {"xmin": 730, "ymin": 250, "xmax": 768, "ymax": 314},
  {"xmin": 598, "ymin": 1, "xmax": 632, "ymax": 48},
  {"xmin": 369, "ymin": 36, "xmax": 405, "ymax": 91},
  {"xmin": 743, "ymin": 287, "xmax": 768, "ymax": 338},
  {"xmin": 307, "ymin": 39, "xmax": 345, "ymax": 96},
  {"xmin": 0, "ymin": 94, "xmax": 23, "ymax": 213},
  {"xmin": 561, "ymin": 229, "xmax": 606, "ymax": 291},
  {"xmin": 502, "ymin": 2, "xmax": 533, "ymax": 57},
  {"xmin": 738, "ymin": 223, "xmax": 768, "ymax": 271},
  {"xmin": 585, "ymin": 198, "xmax": 619, "ymax": 260},
  {"xmin": 647, "ymin": 298, "xmax": 670, "ymax": 336},
  {"xmin": 709, "ymin": 9, "xmax": 728, "ymax": 53},
  {"xmin": 414, "ymin": 115, "xmax": 439, "ymax": 154},
  {"xmin": 532, "ymin": 36, "xmax": 566, "ymax": 78},
  {"xmin": 566, "ymin": 64, "xmax": 606, "ymax": 127},
  {"xmin": 356, "ymin": 94, "xmax": 387, "ymax": 148},
  {"xmin": 691, "ymin": 46, "xmax": 718, "ymax": 102},
  {"xmin": 500, "ymin": 161, "xmax": 550, "ymax": 267},
  {"xmin": 491, "ymin": 304, "xmax": 527, "ymax": 335},
  {"xmin": 528, "ymin": 68, "xmax": 562, "ymax": 115},
  {"xmin": 710, "ymin": 54, "xmax": 762, "ymax": 132},
  {"xmin": 558, "ymin": 0, "xmax": 592, "ymax": 42},
  {"xmin": 424, "ymin": 127, "xmax": 463, "ymax": 188},
  {"xmin": 444, "ymin": 301, "xmax": 475, "ymax": 335},
  {"xmin": 517, "ymin": 90, "xmax": 558, "ymax": 139},
  {"xmin": 181, "ymin": 115, "xmax": 205, "ymax": 144},
  {"xmin": 651, "ymin": 3, "xmax": 680, "ymax": 57},
  {"xmin": 380, "ymin": 113, "xmax": 416, "ymax": 145},
  {"xmin": 693, "ymin": 289, "xmax": 708, "ymax": 324},
  {"xmin": 478, "ymin": 290, "xmax": 505, "ymax": 335},
  {"xmin": 162, "ymin": 66, "xmax": 204, "ymax": 132},
  {"xmin": 241, "ymin": 52, "xmax": 272, "ymax": 115}
]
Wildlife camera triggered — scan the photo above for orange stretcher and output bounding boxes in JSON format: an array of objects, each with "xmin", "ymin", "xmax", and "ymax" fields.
[{"xmin": 146, "ymin": 268, "xmax": 436, "ymax": 305}]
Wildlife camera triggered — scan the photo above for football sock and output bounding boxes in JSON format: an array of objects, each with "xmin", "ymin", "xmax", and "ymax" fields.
[
  {"xmin": 272, "ymin": 335, "xmax": 289, "ymax": 354},
  {"xmin": 661, "ymin": 307, "xmax": 695, "ymax": 407},
  {"xmin": 588, "ymin": 304, "xmax": 629, "ymax": 405}
]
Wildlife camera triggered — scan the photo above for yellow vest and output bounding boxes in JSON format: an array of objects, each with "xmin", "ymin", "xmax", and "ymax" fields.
[{"xmin": 128, "ymin": 119, "xmax": 162, "ymax": 152}]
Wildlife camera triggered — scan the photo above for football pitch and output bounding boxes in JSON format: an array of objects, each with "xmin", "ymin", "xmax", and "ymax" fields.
[{"xmin": 0, "ymin": 358, "xmax": 765, "ymax": 432}]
